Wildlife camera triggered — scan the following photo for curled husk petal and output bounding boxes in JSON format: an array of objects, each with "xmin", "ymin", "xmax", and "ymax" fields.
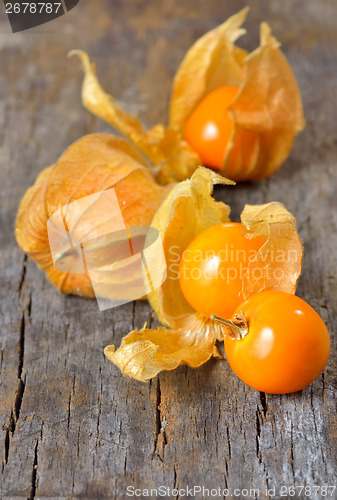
[
  {"xmin": 240, "ymin": 202, "xmax": 303, "ymax": 297},
  {"xmin": 70, "ymin": 50, "xmax": 200, "ymax": 184},
  {"xmin": 104, "ymin": 314, "xmax": 223, "ymax": 382},
  {"xmin": 105, "ymin": 169, "xmax": 303, "ymax": 381},
  {"xmin": 15, "ymin": 134, "xmax": 171, "ymax": 296}
]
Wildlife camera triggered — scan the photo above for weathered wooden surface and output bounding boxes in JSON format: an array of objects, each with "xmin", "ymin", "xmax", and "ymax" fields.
[{"xmin": 0, "ymin": 0, "xmax": 336, "ymax": 498}]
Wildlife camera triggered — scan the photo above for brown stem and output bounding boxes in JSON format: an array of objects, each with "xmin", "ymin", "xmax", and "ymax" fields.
[{"xmin": 210, "ymin": 312, "xmax": 249, "ymax": 340}]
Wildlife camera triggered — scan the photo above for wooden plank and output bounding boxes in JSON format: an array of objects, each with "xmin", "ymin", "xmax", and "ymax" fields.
[{"xmin": 0, "ymin": 0, "xmax": 336, "ymax": 498}]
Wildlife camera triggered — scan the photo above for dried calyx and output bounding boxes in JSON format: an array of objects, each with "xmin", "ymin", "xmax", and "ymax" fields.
[{"xmin": 211, "ymin": 313, "xmax": 249, "ymax": 340}]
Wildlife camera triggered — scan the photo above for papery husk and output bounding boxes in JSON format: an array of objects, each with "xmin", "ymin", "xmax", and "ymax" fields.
[
  {"xmin": 105, "ymin": 168, "xmax": 303, "ymax": 382},
  {"xmin": 169, "ymin": 8, "xmax": 249, "ymax": 132},
  {"xmin": 225, "ymin": 23, "xmax": 305, "ymax": 180},
  {"xmin": 15, "ymin": 134, "xmax": 171, "ymax": 296},
  {"xmin": 104, "ymin": 314, "xmax": 223, "ymax": 382},
  {"xmin": 70, "ymin": 50, "xmax": 200, "ymax": 184},
  {"xmin": 240, "ymin": 202, "xmax": 303, "ymax": 297},
  {"xmin": 169, "ymin": 8, "xmax": 305, "ymax": 180},
  {"xmin": 15, "ymin": 164, "xmax": 95, "ymax": 297}
]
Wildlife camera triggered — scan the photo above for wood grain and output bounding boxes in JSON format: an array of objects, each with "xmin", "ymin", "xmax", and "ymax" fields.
[{"xmin": 0, "ymin": 0, "xmax": 336, "ymax": 498}]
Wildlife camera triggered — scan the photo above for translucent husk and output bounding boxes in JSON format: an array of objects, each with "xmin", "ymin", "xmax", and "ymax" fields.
[
  {"xmin": 169, "ymin": 10, "xmax": 305, "ymax": 180},
  {"xmin": 15, "ymin": 134, "xmax": 171, "ymax": 296}
]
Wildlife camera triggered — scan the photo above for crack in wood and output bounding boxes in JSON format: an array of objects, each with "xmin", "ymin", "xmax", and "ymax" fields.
[
  {"xmin": 255, "ymin": 393, "xmax": 270, "ymax": 468},
  {"xmin": 4, "ymin": 430, "xmax": 10, "ymax": 465},
  {"xmin": 154, "ymin": 377, "xmax": 167, "ymax": 462},
  {"xmin": 14, "ymin": 377, "xmax": 26, "ymax": 424},
  {"xmin": 259, "ymin": 392, "xmax": 268, "ymax": 418},
  {"xmin": 290, "ymin": 419, "xmax": 295, "ymax": 481},
  {"xmin": 67, "ymin": 392, "xmax": 72, "ymax": 434},
  {"xmin": 96, "ymin": 366, "xmax": 103, "ymax": 449},
  {"xmin": 223, "ymin": 424, "xmax": 231, "ymax": 490},
  {"xmin": 67, "ymin": 375, "xmax": 76, "ymax": 435},
  {"xmin": 226, "ymin": 426, "xmax": 231, "ymax": 460},
  {"xmin": 18, "ymin": 255, "xmax": 28, "ymax": 296},
  {"xmin": 18, "ymin": 315, "xmax": 25, "ymax": 380},
  {"xmin": 321, "ymin": 371, "xmax": 326, "ymax": 401},
  {"xmin": 0, "ymin": 349, "xmax": 3, "ymax": 373},
  {"xmin": 76, "ymin": 422, "xmax": 81, "ymax": 459},
  {"xmin": 173, "ymin": 464, "xmax": 179, "ymax": 500},
  {"xmin": 3, "ymin": 257, "xmax": 30, "ymax": 469},
  {"xmin": 256, "ymin": 407, "xmax": 262, "ymax": 464},
  {"xmin": 223, "ymin": 426, "xmax": 231, "ymax": 492},
  {"xmin": 64, "ymin": 322, "xmax": 69, "ymax": 343},
  {"xmin": 310, "ymin": 386, "xmax": 318, "ymax": 434},
  {"xmin": 29, "ymin": 440, "xmax": 39, "ymax": 500}
]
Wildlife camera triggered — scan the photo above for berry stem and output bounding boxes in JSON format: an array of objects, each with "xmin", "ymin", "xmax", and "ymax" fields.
[{"xmin": 210, "ymin": 312, "xmax": 249, "ymax": 340}]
